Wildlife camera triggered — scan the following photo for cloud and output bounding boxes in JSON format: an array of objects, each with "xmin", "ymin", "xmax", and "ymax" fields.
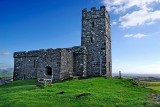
[
  {"xmin": 124, "ymin": 33, "xmax": 147, "ymax": 39},
  {"xmin": 102, "ymin": 0, "xmax": 160, "ymax": 13},
  {"xmin": 119, "ymin": 9, "xmax": 160, "ymax": 28},
  {"xmin": 101, "ymin": 0, "xmax": 160, "ymax": 28},
  {"xmin": 0, "ymin": 52, "xmax": 11, "ymax": 56},
  {"xmin": 111, "ymin": 21, "xmax": 117, "ymax": 26}
]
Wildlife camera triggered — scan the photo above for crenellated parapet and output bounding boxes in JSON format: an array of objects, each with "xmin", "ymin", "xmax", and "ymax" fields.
[{"xmin": 82, "ymin": 6, "xmax": 109, "ymax": 20}]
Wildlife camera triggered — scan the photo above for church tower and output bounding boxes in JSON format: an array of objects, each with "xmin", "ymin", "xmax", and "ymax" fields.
[{"xmin": 81, "ymin": 6, "xmax": 112, "ymax": 77}]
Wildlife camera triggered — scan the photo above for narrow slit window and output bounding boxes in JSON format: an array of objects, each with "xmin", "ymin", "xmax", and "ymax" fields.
[
  {"xmin": 34, "ymin": 60, "xmax": 36, "ymax": 68},
  {"xmin": 92, "ymin": 22, "xmax": 94, "ymax": 28},
  {"xmin": 90, "ymin": 37, "xmax": 94, "ymax": 43}
]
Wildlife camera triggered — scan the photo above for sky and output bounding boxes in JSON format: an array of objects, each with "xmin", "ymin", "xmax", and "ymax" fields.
[{"xmin": 0, "ymin": 0, "xmax": 160, "ymax": 74}]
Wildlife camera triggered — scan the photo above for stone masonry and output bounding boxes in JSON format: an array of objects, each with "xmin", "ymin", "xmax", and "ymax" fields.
[
  {"xmin": 13, "ymin": 6, "xmax": 112, "ymax": 83},
  {"xmin": 81, "ymin": 6, "xmax": 112, "ymax": 77}
]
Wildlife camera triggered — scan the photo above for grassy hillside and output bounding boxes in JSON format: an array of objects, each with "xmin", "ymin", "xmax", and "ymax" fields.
[
  {"xmin": 0, "ymin": 78, "xmax": 159, "ymax": 107},
  {"xmin": 146, "ymin": 82, "xmax": 160, "ymax": 91},
  {"xmin": 147, "ymin": 86, "xmax": 160, "ymax": 91}
]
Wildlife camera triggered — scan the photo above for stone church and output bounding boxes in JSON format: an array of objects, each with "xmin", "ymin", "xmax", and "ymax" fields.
[{"xmin": 13, "ymin": 6, "xmax": 112, "ymax": 83}]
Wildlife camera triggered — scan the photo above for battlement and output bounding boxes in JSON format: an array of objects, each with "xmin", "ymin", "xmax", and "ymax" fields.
[
  {"xmin": 82, "ymin": 6, "xmax": 106, "ymax": 12},
  {"xmin": 82, "ymin": 6, "xmax": 109, "ymax": 18}
]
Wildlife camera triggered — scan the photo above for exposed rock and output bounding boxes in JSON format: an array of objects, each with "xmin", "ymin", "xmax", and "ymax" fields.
[
  {"xmin": 0, "ymin": 77, "xmax": 13, "ymax": 86},
  {"xmin": 76, "ymin": 93, "xmax": 91, "ymax": 98},
  {"xmin": 56, "ymin": 91, "xmax": 65, "ymax": 95}
]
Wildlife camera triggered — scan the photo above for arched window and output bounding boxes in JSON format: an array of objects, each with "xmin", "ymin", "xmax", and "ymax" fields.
[
  {"xmin": 45, "ymin": 66, "xmax": 52, "ymax": 75},
  {"xmin": 92, "ymin": 22, "xmax": 94, "ymax": 28}
]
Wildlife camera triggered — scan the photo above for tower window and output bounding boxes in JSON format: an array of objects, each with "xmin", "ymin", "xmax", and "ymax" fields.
[
  {"xmin": 90, "ymin": 37, "xmax": 94, "ymax": 43},
  {"xmin": 34, "ymin": 60, "xmax": 36, "ymax": 68},
  {"xmin": 101, "ymin": 48, "xmax": 105, "ymax": 50},
  {"xmin": 92, "ymin": 22, "xmax": 94, "ymax": 28}
]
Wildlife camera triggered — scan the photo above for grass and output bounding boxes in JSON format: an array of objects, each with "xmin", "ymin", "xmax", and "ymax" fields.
[
  {"xmin": 0, "ymin": 77, "xmax": 159, "ymax": 107},
  {"xmin": 147, "ymin": 82, "xmax": 160, "ymax": 86},
  {"xmin": 0, "ymin": 74, "xmax": 13, "ymax": 77},
  {"xmin": 145, "ymin": 82, "xmax": 160, "ymax": 91},
  {"xmin": 147, "ymin": 86, "xmax": 160, "ymax": 91}
]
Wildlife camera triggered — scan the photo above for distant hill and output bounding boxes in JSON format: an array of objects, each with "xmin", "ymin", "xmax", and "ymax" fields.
[
  {"xmin": 0, "ymin": 68, "xmax": 13, "ymax": 77},
  {"xmin": 0, "ymin": 78, "xmax": 159, "ymax": 106}
]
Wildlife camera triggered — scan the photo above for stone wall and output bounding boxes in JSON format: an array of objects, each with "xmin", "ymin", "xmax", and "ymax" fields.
[
  {"xmin": 81, "ymin": 6, "xmax": 112, "ymax": 77},
  {"xmin": 60, "ymin": 49, "xmax": 73, "ymax": 80},
  {"xmin": 14, "ymin": 49, "xmax": 63, "ymax": 82},
  {"xmin": 13, "ymin": 47, "xmax": 86, "ymax": 82},
  {"xmin": 0, "ymin": 77, "xmax": 13, "ymax": 86},
  {"xmin": 13, "ymin": 51, "xmax": 40, "ymax": 80},
  {"xmin": 36, "ymin": 49, "xmax": 62, "ymax": 82},
  {"xmin": 71, "ymin": 46, "xmax": 87, "ymax": 77}
]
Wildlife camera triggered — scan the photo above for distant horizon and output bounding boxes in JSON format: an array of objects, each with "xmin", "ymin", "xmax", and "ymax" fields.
[{"xmin": 112, "ymin": 72, "xmax": 160, "ymax": 75}]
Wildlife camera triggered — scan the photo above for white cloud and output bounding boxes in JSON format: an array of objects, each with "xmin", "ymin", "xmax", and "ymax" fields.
[
  {"xmin": 146, "ymin": 21, "xmax": 155, "ymax": 25},
  {"xmin": 111, "ymin": 21, "xmax": 117, "ymax": 26},
  {"xmin": 119, "ymin": 9, "xmax": 160, "ymax": 28},
  {"xmin": 124, "ymin": 33, "xmax": 147, "ymax": 39},
  {"xmin": 102, "ymin": 0, "xmax": 160, "ymax": 28},
  {"xmin": 0, "ymin": 52, "xmax": 11, "ymax": 56},
  {"xmin": 102, "ymin": 0, "xmax": 160, "ymax": 13}
]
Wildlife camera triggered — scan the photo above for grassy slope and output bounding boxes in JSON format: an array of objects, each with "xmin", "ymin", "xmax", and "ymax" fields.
[
  {"xmin": 0, "ymin": 78, "xmax": 158, "ymax": 107},
  {"xmin": 147, "ymin": 86, "xmax": 160, "ymax": 91},
  {"xmin": 146, "ymin": 82, "xmax": 160, "ymax": 91}
]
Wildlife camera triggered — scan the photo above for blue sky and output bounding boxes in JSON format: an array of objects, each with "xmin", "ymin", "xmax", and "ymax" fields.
[{"xmin": 0, "ymin": 0, "xmax": 160, "ymax": 74}]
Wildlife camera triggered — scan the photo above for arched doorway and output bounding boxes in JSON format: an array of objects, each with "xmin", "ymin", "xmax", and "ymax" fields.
[{"xmin": 45, "ymin": 66, "xmax": 52, "ymax": 75}]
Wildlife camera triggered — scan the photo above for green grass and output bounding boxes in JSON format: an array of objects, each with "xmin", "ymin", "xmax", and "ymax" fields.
[
  {"xmin": 0, "ymin": 78, "xmax": 158, "ymax": 107},
  {"xmin": 0, "ymin": 73, "xmax": 13, "ymax": 77},
  {"xmin": 147, "ymin": 86, "xmax": 160, "ymax": 91},
  {"xmin": 147, "ymin": 82, "xmax": 160, "ymax": 86},
  {"xmin": 145, "ymin": 82, "xmax": 160, "ymax": 91}
]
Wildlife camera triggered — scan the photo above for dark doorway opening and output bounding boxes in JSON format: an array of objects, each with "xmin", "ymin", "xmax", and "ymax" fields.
[{"xmin": 45, "ymin": 66, "xmax": 52, "ymax": 75}]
